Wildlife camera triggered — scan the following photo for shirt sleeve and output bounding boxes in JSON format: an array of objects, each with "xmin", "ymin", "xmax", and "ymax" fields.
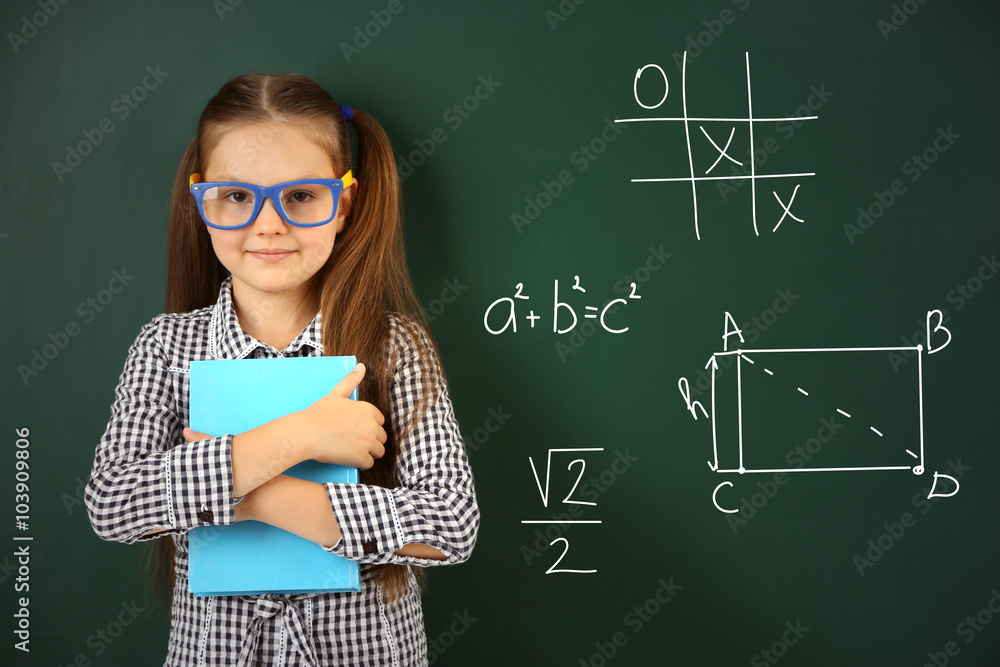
[
  {"xmin": 85, "ymin": 318, "xmax": 239, "ymax": 544},
  {"xmin": 323, "ymin": 318, "xmax": 480, "ymax": 566}
]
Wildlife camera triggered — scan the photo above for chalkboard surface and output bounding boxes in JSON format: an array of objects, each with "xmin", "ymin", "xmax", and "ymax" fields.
[{"xmin": 2, "ymin": 1, "xmax": 999, "ymax": 665}]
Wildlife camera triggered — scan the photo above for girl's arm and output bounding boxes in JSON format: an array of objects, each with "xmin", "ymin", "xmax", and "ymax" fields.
[
  {"xmin": 87, "ymin": 317, "xmax": 241, "ymax": 543},
  {"xmin": 320, "ymin": 317, "xmax": 479, "ymax": 567},
  {"xmin": 209, "ymin": 317, "xmax": 478, "ymax": 566},
  {"xmin": 235, "ymin": 474, "xmax": 341, "ymax": 546},
  {"xmin": 228, "ymin": 473, "xmax": 446, "ymax": 560},
  {"xmin": 87, "ymin": 315, "xmax": 376, "ymax": 543},
  {"xmin": 184, "ymin": 356, "xmax": 451, "ymax": 559},
  {"xmin": 222, "ymin": 363, "xmax": 388, "ymax": 498}
]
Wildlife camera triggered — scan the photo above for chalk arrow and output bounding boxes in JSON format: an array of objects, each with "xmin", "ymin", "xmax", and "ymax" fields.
[{"xmin": 706, "ymin": 355, "xmax": 719, "ymax": 470}]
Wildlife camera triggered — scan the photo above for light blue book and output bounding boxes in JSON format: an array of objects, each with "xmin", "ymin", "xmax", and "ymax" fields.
[{"xmin": 187, "ymin": 356, "xmax": 361, "ymax": 596}]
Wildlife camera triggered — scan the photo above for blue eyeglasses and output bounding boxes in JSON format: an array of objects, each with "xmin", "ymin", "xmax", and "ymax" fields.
[{"xmin": 189, "ymin": 171, "xmax": 353, "ymax": 230}]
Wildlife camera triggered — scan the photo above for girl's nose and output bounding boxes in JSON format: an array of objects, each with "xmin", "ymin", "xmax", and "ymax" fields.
[{"xmin": 252, "ymin": 197, "xmax": 286, "ymax": 233}]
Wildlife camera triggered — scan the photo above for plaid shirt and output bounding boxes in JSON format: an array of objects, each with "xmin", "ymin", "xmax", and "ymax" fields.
[{"xmin": 86, "ymin": 278, "xmax": 479, "ymax": 666}]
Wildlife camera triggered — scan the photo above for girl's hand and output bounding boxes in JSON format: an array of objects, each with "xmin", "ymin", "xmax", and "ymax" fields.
[{"xmin": 294, "ymin": 363, "xmax": 387, "ymax": 469}]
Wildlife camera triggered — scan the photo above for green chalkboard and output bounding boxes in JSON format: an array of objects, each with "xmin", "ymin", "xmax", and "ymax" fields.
[{"xmin": 2, "ymin": 1, "xmax": 999, "ymax": 665}]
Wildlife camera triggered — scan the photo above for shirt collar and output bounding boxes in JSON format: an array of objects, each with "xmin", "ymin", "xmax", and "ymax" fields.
[{"xmin": 209, "ymin": 277, "xmax": 324, "ymax": 359}]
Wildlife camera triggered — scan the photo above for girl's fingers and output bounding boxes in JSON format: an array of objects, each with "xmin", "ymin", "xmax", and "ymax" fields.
[
  {"xmin": 183, "ymin": 427, "xmax": 212, "ymax": 442},
  {"xmin": 330, "ymin": 363, "xmax": 366, "ymax": 399}
]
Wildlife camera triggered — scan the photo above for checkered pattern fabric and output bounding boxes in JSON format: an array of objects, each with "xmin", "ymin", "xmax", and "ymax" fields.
[{"xmin": 85, "ymin": 278, "xmax": 479, "ymax": 666}]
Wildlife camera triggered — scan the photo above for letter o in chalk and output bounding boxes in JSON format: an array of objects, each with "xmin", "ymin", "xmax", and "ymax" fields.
[
  {"xmin": 633, "ymin": 64, "xmax": 668, "ymax": 109},
  {"xmin": 712, "ymin": 481, "xmax": 739, "ymax": 513}
]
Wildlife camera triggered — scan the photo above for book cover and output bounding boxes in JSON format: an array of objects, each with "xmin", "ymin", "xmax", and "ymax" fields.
[{"xmin": 187, "ymin": 356, "xmax": 361, "ymax": 596}]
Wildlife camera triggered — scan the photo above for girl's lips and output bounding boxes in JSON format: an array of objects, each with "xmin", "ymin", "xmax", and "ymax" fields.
[{"xmin": 247, "ymin": 249, "xmax": 295, "ymax": 262}]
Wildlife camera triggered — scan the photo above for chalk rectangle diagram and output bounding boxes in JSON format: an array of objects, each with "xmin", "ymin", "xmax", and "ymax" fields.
[{"xmin": 708, "ymin": 346, "xmax": 924, "ymax": 475}]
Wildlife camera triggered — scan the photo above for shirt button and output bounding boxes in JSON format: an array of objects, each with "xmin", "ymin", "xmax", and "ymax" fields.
[
  {"xmin": 363, "ymin": 539, "xmax": 377, "ymax": 554},
  {"xmin": 198, "ymin": 510, "xmax": 214, "ymax": 523}
]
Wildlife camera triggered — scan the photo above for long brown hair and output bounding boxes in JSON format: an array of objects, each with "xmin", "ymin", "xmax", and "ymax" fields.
[{"xmin": 157, "ymin": 73, "xmax": 431, "ymax": 603}]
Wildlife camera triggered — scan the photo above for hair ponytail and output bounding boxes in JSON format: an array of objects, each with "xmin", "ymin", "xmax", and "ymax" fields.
[{"xmin": 319, "ymin": 106, "xmax": 431, "ymax": 600}]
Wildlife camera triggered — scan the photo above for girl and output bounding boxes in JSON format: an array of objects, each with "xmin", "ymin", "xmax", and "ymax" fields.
[{"xmin": 85, "ymin": 73, "xmax": 479, "ymax": 666}]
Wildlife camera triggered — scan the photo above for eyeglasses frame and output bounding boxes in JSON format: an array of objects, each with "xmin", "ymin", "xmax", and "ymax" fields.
[{"xmin": 188, "ymin": 171, "xmax": 353, "ymax": 230}]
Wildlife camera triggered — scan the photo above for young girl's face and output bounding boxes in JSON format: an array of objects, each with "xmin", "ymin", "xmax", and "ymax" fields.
[{"xmin": 203, "ymin": 122, "xmax": 351, "ymax": 306}]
